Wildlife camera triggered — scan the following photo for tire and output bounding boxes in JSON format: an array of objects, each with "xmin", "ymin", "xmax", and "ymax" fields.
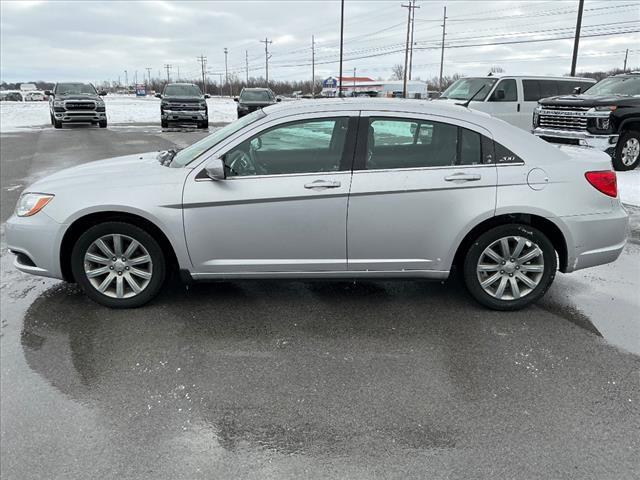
[
  {"xmin": 161, "ymin": 119, "xmax": 168, "ymax": 128},
  {"xmin": 50, "ymin": 113, "xmax": 54, "ymax": 126},
  {"xmin": 198, "ymin": 120, "xmax": 208, "ymax": 129},
  {"xmin": 462, "ymin": 224, "xmax": 557, "ymax": 311},
  {"xmin": 99, "ymin": 119, "xmax": 108, "ymax": 128},
  {"xmin": 53, "ymin": 119, "xmax": 62, "ymax": 129},
  {"xmin": 613, "ymin": 130, "xmax": 640, "ymax": 171},
  {"xmin": 71, "ymin": 222, "xmax": 166, "ymax": 308}
]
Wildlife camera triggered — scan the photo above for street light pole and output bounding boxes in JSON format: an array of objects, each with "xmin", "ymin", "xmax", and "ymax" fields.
[{"xmin": 338, "ymin": 0, "xmax": 344, "ymax": 97}]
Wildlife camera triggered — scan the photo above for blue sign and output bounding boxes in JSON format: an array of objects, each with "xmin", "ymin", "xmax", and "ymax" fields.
[{"xmin": 322, "ymin": 77, "xmax": 337, "ymax": 88}]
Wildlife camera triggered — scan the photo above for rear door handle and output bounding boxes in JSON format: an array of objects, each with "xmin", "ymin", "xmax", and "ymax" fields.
[
  {"xmin": 304, "ymin": 180, "xmax": 341, "ymax": 189},
  {"xmin": 444, "ymin": 173, "xmax": 482, "ymax": 182}
]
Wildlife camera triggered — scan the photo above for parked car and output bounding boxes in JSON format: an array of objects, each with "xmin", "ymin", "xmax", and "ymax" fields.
[
  {"xmin": 156, "ymin": 83, "xmax": 209, "ymax": 129},
  {"xmin": 45, "ymin": 82, "xmax": 107, "ymax": 129},
  {"xmin": 534, "ymin": 72, "xmax": 640, "ymax": 171},
  {"xmin": 0, "ymin": 91, "xmax": 24, "ymax": 102},
  {"xmin": 23, "ymin": 91, "xmax": 45, "ymax": 101},
  {"xmin": 6, "ymin": 99, "xmax": 627, "ymax": 310},
  {"xmin": 436, "ymin": 75, "xmax": 596, "ymax": 131},
  {"xmin": 235, "ymin": 88, "xmax": 279, "ymax": 118}
]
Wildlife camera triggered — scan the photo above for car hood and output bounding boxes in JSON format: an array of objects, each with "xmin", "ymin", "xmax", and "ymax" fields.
[
  {"xmin": 163, "ymin": 96, "xmax": 204, "ymax": 102},
  {"xmin": 56, "ymin": 94, "xmax": 101, "ymax": 101},
  {"xmin": 27, "ymin": 152, "xmax": 188, "ymax": 193},
  {"xmin": 539, "ymin": 94, "xmax": 640, "ymax": 107}
]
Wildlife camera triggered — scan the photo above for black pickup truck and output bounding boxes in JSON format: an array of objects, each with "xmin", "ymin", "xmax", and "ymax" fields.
[
  {"xmin": 46, "ymin": 82, "xmax": 107, "ymax": 129},
  {"xmin": 533, "ymin": 72, "xmax": 640, "ymax": 170},
  {"xmin": 156, "ymin": 83, "xmax": 209, "ymax": 129}
]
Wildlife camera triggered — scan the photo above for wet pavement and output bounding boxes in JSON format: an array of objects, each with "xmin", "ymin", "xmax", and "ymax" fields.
[{"xmin": 1, "ymin": 125, "xmax": 639, "ymax": 479}]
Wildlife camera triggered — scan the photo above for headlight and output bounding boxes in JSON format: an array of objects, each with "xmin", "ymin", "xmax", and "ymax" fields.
[
  {"xmin": 53, "ymin": 100, "xmax": 64, "ymax": 107},
  {"xmin": 594, "ymin": 105, "xmax": 616, "ymax": 112},
  {"xmin": 596, "ymin": 117, "xmax": 611, "ymax": 130},
  {"xmin": 15, "ymin": 193, "xmax": 54, "ymax": 217}
]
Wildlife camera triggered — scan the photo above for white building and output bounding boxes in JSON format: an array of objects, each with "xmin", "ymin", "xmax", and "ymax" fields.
[
  {"xmin": 321, "ymin": 76, "xmax": 428, "ymax": 99},
  {"xmin": 19, "ymin": 83, "xmax": 37, "ymax": 92}
]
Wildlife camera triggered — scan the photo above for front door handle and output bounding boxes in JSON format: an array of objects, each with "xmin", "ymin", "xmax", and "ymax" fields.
[
  {"xmin": 444, "ymin": 173, "xmax": 482, "ymax": 182},
  {"xmin": 304, "ymin": 180, "xmax": 341, "ymax": 189}
]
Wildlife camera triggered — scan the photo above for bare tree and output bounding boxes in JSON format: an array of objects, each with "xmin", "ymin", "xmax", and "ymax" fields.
[{"xmin": 390, "ymin": 64, "xmax": 404, "ymax": 81}]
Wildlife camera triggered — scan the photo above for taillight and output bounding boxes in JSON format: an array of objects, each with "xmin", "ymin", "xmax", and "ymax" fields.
[{"xmin": 585, "ymin": 170, "xmax": 617, "ymax": 198}]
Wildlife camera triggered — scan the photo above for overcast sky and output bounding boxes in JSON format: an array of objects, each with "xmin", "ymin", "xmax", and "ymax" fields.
[{"xmin": 1, "ymin": 0, "xmax": 638, "ymax": 84}]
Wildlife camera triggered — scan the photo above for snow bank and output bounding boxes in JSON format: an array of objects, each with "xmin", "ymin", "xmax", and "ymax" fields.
[
  {"xmin": 617, "ymin": 169, "xmax": 640, "ymax": 207},
  {"xmin": 0, "ymin": 95, "xmax": 237, "ymax": 132}
]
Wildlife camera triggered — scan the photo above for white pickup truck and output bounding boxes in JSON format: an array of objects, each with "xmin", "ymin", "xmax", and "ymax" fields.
[{"xmin": 435, "ymin": 75, "xmax": 596, "ymax": 131}]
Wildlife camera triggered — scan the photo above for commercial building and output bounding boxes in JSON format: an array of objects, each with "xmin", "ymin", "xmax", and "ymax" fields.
[{"xmin": 321, "ymin": 76, "xmax": 428, "ymax": 98}]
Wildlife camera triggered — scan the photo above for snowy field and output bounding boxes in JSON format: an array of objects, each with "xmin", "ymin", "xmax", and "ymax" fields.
[
  {"xmin": 0, "ymin": 94, "xmax": 236, "ymax": 131},
  {"xmin": 0, "ymin": 96, "xmax": 638, "ymax": 205}
]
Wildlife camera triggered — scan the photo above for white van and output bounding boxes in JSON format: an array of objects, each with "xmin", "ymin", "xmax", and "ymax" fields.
[{"xmin": 435, "ymin": 76, "xmax": 596, "ymax": 131}]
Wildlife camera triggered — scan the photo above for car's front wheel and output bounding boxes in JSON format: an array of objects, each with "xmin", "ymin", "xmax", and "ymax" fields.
[
  {"xmin": 71, "ymin": 222, "xmax": 166, "ymax": 308},
  {"xmin": 463, "ymin": 224, "xmax": 557, "ymax": 310}
]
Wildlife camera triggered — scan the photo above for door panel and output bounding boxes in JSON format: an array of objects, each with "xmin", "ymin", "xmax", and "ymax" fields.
[
  {"xmin": 347, "ymin": 113, "xmax": 497, "ymax": 273},
  {"xmin": 183, "ymin": 112, "xmax": 358, "ymax": 274}
]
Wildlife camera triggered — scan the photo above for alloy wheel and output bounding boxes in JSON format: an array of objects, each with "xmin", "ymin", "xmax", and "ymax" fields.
[
  {"xmin": 621, "ymin": 137, "xmax": 639, "ymax": 166},
  {"xmin": 83, "ymin": 234, "xmax": 153, "ymax": 298},
  {"xmin": 476, "ymin": 235, "xmax": 545, "ymax": 301}
]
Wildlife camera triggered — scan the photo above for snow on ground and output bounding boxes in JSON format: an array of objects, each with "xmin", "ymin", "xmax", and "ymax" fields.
[
  {"xmin": 617, "ymin": 169, "xmax": 640, "ymax": 207},
  {"xmin": 0, "ymin": 95, "xmax": 237, "ymax": 132}
]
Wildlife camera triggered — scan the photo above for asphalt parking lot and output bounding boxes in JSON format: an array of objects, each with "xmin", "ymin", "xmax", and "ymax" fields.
[{"xmin": 1, "ymin": 124, "xmax": 639, "ymax": 480}]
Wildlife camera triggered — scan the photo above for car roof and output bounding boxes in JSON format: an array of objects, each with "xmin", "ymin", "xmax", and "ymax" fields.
[
  {"xmin": 166, "ymin": 82, "xmax": 198, "ymax": 86},
  {"xmin": 263, "ymin": 97, "xmax": 491, "ymax": 121},
  {"xmin": 459, "ymin": 75, "xmax": 595, "ymax": 81},
  {"xmin": 242, "ymin": 87, "xmax": 271, "ymax": 91}
]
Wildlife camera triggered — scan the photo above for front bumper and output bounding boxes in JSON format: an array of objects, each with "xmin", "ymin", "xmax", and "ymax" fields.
[
  {"xmin": 54, "ymin": 110, "xmax": 106, "ymax": 123},
  {"xmin": 5, "ymin": 212, "xmax": 66, "ymax": 280},
  {"xmin": 562, "ymin": 204, "xmax": 628, "ymax": 273},
  {"xmin": 162, "ymin": 109, "xmax": 208, "ymax": 122},
  {"xmin": 534, "ymin": 127, "xmax": 618, "ymax": 154}
]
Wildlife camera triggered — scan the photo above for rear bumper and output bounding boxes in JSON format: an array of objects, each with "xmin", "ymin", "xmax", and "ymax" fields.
[
  {"xmin": 562, "ymin": 204, "xmax": 629, "ymax": 272},
  {"xmin": 534, "ymin": 128, "xmax": 618, "ymax": 154}
]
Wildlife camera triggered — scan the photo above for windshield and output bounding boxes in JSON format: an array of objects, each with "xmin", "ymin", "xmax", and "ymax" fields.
[
  {"xmin": 55, "ymin": 83, "xmax": 97, "ymax": 95},
  {"xmin": 240, "ymin": 90, "xmax": 273, "ymax": 102},
  {"xmin": 439, "ymin": 78, "xmax": 497, "ymax": 101},
  {"xmin": 164, "ymin": 84, "xmax": 202, "ymax": 97},
  {"xmin": 583, "ymin": 76, "xmax": 640, "ymax": 96},
  {"xmin": 171, "ymin": 110, "xmax": 266, "ymax": 167}
]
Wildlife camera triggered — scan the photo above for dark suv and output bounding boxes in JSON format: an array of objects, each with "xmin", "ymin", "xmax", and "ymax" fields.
[
  {"xmin": 235, "ymin": 88, "xmax": 279, "ymax": 118},
  {"xmin": 156, "ymin": 83, "xmax": 209, "ymax": 128},
  {"xmin": 534, "ymin": 73, "xmax": 640, "ymax": 170},
  {"xmin": 45, "ymin": 82, "xmax": 107, "ymax": 129}
]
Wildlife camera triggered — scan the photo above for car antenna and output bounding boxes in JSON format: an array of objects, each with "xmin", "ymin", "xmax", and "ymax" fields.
[{"xmin": 456, "ymin": 85, "xmax": 486, "ymax": 108}]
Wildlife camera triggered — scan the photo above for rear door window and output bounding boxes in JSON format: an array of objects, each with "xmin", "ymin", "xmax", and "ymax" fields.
[
  {"xmin": 522, "ymin": 80, "xmax": 541, "ymax": 101},
  {"xmin": 539, "ymin": 80, "xmax": 558, "ymax": 98}
]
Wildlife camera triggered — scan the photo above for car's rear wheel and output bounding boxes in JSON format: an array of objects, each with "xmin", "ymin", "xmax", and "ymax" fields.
[
  {"xmin": 613, "ymin": 130, "xmax": 640, "ymax": 171},
  {"xmin": 71, "ymin": 222, "xmax": 166, "ymax": 308},
  {"xmin": 463, "ymin": 224, "xmax": 557, "ymax": 310}
]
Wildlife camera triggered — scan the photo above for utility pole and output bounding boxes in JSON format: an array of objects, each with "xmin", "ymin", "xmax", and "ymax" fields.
[
  {"xmin": 353, "ymin": 67, "xmax": 356, "ymax": 96},
  {"xmin": 245, "ymin": 50, "xmax": 249, "ymax": 84},
  {"xmin": 311, "ymin": 35, "xmax": 315, "ymax": 98},
  {"xmin": 570, "ymin": 0, "xmax": 584, "ymax": 76},
  {"xmin": 164, "ymin": 64, "xmax": 172, "ymax": 84},
  {"xmin": 176, "ymin": 66, "xmax": 180, "ymax": 82},
  {"xmin": 124, "ymin": 70, "xmax": 128, "ymax": 87},
  {"xmin": 260, "ymin": 38, "xmax": 272, "ymax": 86},
  {"xmin": 197, "ymin": 55, "xmax": 207, "ymax": 93},
  {"xmin": 224, "ymin": 47, "xmax": 230, "ymax": 96},
  {"xmin": 408, "ymin": 0, "xmax": 419, "ymax": 80},
  {"xmin": 145, "ymin": 67, "xmax": 151, "ymax": 86},
  {"xmin": 134, "ymin": 70, "xmax": 137, "ymax": 86},
  {"xmin": 402, "ymin": 2, "xmax": 418, "ymax": 98},
  {"xmin": 623, "ymin": 48, "xmax": 629, "ymax": 72},
  {"xmin": 338, "ymin": 0, "xmax": 344, "ymax": 97},
  {"xmin": 438, "ymin": 6, "xmax": 447, "ymax": 92}
]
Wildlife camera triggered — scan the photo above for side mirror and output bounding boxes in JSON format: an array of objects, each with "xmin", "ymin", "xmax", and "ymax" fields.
[
  {"xmin": 573, "ymin": 86, "xmax": 582, "ymax": 94},
  {"xmin": 44, "ymin": 90, "xmax": 52, "ymax": 96},
  {"xmin": 495, "ymin": 89, "xmax": 505, "ymax": 100},
  {"xmin": 204, "ymin": 94, "xmax": 210, "ymax": 99},
  {"xmin": 233, "ymin": 97, "xmax": 239, "ymax": 102},
  {"xmin": 155, "ymin": 93, "xmax": 162, "ymax": 99},
  {"xmin": 204, "ymin": 158, "xmax": 226, "ymax": 180},
  {"xmin": 276, "ymin": 97, "xmax": 282, "ymax": 102},
  {"xmin": 99, "ymin": 91, "xmax": 107, "ymax": 96}
]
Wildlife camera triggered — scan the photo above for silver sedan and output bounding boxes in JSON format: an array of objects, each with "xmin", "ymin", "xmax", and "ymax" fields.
[{"xmin": 6, "ymin": 99, "xmax": 628, "ymax": 309}]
